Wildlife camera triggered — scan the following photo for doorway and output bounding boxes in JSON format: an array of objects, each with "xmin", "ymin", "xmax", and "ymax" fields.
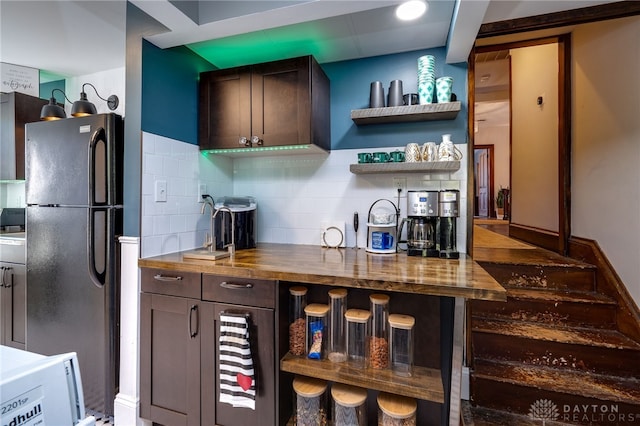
[
  {"xmin": 474, "ymin": 145, "xmax": 494, "ymax": 219},
  {"xmin": 471, "ymin": 35, "xmax": 571, "ymax": 255}
]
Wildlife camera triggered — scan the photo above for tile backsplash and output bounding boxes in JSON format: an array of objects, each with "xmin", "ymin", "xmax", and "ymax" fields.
[{"xmin": 141, "ymin": 132, "xmax": 468, "ymax": 258}]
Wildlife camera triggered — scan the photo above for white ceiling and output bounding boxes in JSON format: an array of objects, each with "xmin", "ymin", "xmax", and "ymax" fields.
[{"xmin": 0, "ymin": 0, "xmax": 616, "ymax": 80}]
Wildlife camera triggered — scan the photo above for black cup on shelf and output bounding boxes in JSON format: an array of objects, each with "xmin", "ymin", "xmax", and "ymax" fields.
[
  {"xmin": 369, "ymin": 81, "xmax": 385, "ymax": 108},
  {"xmin": 388, "ymin": 80, "xmax": 404, "ymax": 107}
]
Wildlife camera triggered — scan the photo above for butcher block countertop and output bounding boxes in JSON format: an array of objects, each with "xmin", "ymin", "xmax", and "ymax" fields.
[{"xmin": 138, "ymin": 243, "xmax": 506, "ymax": 301}]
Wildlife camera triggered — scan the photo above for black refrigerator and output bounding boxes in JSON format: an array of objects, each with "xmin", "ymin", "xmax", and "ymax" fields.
[{"xmin": 25, "ymin": 113, "xmax": 123, "ymax": 420}]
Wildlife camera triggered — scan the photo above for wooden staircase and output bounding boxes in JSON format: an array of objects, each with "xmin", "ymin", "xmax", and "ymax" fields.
[{"xmin": 466, "ymin": 237, "xmax": 640, "ymax": 425}]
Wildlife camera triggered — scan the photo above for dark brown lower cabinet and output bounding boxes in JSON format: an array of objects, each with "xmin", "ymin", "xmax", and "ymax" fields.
[
  {"xmin": 0, "ymin": 262, "xmax": 26, "ymax": 349},
  {"xmin": 201, "ymin": 303, "xmax": 275, "ymax": 426}
]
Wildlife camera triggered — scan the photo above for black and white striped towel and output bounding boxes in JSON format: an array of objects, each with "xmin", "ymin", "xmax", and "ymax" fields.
[{"xmin": 219, "ymin": 313, "xmax": 256, "ymax": 410}]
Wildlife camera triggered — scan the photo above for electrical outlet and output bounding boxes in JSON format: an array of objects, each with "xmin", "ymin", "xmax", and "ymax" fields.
[
  {"xmin": 154, "ymin": 180, "xmax": 167, "ymax": 202},
  {"xmin": 392, "ymin": 177, "xmax": 407, "ymax": 193},
  {"xmin": 197, "ymin": 183, "xmax": 207, "ymax": 202}
]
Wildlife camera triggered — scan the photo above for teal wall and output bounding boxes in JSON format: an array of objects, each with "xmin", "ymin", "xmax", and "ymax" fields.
[
  {"xmin": 39, "ymin": 79, "xmax": 66, "ymax": 102},
  {"xmin": 322, "ymin": 47, "xmax": 468, "ymax": 150},
  {"xmin": 141, "ymin": 40, "xmax": 215, "ymax": 144},
  {"xmin": 140, "ymin": 45, "xmax": 468, "ymax": 148}
]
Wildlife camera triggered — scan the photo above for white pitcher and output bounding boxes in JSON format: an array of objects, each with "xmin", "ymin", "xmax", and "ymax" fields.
[{"xmin": 437, "ymin": 134, "xmax": 463, "ymax": 161}]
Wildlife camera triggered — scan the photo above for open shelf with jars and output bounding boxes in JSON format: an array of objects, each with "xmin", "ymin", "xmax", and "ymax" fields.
[{"xmin": 280, "ymin": 353, "xmax": 444, "ymax": 403}]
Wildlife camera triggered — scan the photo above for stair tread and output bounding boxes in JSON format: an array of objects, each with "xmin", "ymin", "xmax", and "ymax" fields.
[
  {"xmin": 475, "ymin": 247, "xmax": 595, "ymax": 268},
  {"xmin": 504, "ymin": 288, "xmax": 617, "ymax": 304},
  {"xmin": 473, "ymin": 318, "xmax": 640, "ymax": 350},
  {"xmin": 473, "ymin": 359, "xmax": 640, "ymax": 404}
]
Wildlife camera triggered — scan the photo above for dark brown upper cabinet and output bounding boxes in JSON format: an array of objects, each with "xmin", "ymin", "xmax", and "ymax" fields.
[{"xmin": 199, "ymin": 55, "xmax": 330, "ymax": 154}]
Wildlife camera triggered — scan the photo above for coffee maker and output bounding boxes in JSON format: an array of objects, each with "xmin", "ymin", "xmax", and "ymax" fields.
[
  {"xmin": 402, "ymin": 191, "xmax": 439, "ymax": 257},
  {"xmin": 438, "ymin": 190, "xmax": 460, "ymax": 259}
]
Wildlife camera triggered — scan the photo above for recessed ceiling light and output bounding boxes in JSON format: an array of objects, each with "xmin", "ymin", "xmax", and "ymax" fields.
[{"xmin": 396, "ymin": 0, "xmax": 428, "ymax": 21}]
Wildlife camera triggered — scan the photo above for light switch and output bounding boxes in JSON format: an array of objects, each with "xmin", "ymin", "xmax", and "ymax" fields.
[{"xmin": 155, "ymin": 180, "xmax": 167, "ymax": 202}]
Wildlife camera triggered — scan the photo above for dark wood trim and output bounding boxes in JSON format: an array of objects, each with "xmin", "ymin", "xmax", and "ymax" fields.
[
  {"xmin": 558, "ymin": 34, "xmax": 572, "ymax": 256},
  {"xmin": 466, "ymin": 46, "xmax": 476, "ymax": 259},
  {"xmin": 477, "ymin": 1, "xmax": 640, "ymax": 39},
  {"xmin": 568, "ymin": 237, "xmax": 640, "ymax": 343},
  {"xmin": 508, "ymin": 223, "xmax": 559, "ymax": 252},
  {"xmin": 474, "ymin": 145, "xmax": 495, "ymax": 219}
]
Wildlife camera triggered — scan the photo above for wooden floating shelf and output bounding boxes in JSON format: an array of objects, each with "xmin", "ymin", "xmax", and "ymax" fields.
[
  {"xmin": 280, "ymin": 352, "xmax": 444, "ymax": 403},
  {"xmin": 350, "ymin": 161, "xmax": 460, "ymax": 174},
  {"xmin": 351, "ymin": 102, "xmax": 461, "ymax": 125}
]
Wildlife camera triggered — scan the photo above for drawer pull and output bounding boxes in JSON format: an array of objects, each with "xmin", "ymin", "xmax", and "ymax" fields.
[
  {"xmin": 189, "ymin": 305, "xmax": 199, "ymax": 338},
  {"xmin": 153, "ymin": 274, "xmax": 183, "ymax": 282},
  {"xmin": 220, "ymin": 281, "xmax": 253, "ymax": 290}
]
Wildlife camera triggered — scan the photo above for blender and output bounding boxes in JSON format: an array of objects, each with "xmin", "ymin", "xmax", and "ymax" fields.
[
  {"xmin": 401, "ymin": 191, "xmax": 439, "ymax": 257},
  {"xmin": 438, "ymin": 189, "xmax": 459, "ymax": 259}
]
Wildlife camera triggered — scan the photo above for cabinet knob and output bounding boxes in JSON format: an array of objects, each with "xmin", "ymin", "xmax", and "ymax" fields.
[
  {"xmin": 239, "ymin": 136, "xmax": 250, "ymax": 146},
  {"xmin": 251, "ymin": 135, "xmax": 263, "ymax": 146}
]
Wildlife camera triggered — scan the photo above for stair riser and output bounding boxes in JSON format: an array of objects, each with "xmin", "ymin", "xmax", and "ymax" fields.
[
  {"xmin": 472, "ymin": 333, "xmax": 640, "ymax": 376},
  {"xmin": 471, "ymin": 377, "xmax": 640, "ymax": 425},
  {"xmin": 479, "ymin": 263, "xmax": 596, "ymax": 292},
  {"xmin": 471, "ymin": 298, "xmax": 617, "ymax": 328}
]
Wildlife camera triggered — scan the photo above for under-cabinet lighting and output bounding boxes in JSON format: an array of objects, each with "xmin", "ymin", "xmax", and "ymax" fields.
[{"xmin": 204, "ymin": 145, "xmax": 311, "ymax": 155}]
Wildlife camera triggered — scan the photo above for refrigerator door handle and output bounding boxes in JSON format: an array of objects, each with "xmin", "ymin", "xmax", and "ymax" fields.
[
  {"xmin": 87, "ymin": 207, "xmax": 107, "ymax": 288},
  {"xmin": 88, "ymin": 127, "xmax": 106, "ymax": 206}
]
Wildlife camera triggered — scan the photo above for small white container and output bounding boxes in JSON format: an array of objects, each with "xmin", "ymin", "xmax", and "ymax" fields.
[
  {"xmin": 377, "ymin": 393, "xmax": 417, "ymax": 426},
  {"xmin": 293, "ymin": 376, "xmax": 328, "ymax": 426},
  {"xmin": 331, "ymin": 383, "xmax": 367, "ymax": 426},
  {"xmin": 388, "ymin": 314, "xmax": 415, "ymax": 377}
]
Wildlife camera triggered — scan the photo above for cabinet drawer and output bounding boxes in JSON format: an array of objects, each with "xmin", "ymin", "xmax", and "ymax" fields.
[
  {"xmin": 141, "ymin": 268, "xmax": 201, "ymax": 299},
  {"xmin": 202, "ymin": 274, "xmax": 275, "ymax": 309}
]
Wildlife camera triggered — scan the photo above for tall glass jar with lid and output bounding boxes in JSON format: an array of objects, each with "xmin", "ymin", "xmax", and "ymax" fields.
[
  {"xmin": 345, "ymin": 309, "xmax": 370, "ymax": 368},
  {"xmin": 293, "ymin": 376, "xmax": 328, "ymax": 426},
  {"xmin": 368, "ymin": 294, "xmax": 390, "ymax": 369},
  {"xmin": 328, "ymin": 288, "xmax": 348, "ymax": 362},
  {"xmin": 305, "ymin": 304, "xmax": 329, "ymax": 360},
  {"xmin": 289, "ymin": 286, "xmax": 308, "ymax": 356}
]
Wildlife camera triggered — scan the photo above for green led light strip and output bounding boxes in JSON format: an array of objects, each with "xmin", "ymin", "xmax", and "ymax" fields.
[{"xmin": 203, "ymin": 145, "xmax": 311, "ymax": 155}]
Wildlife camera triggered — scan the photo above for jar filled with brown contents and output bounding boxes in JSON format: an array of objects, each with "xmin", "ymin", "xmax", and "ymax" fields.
[
  {"xmin": 289, "ymin": 286, "xmax": 308, "ymax": 356},
  {"xmin": 368, "ymin": 294, "xmax": 390, "ymax": 369},
  {"xmin": 293, "ymin": 376, "xmax": 328, "ymax": 426},
  {"xmin": 377, "ymin": 392, "xmax": 417, "ymax": 426}
]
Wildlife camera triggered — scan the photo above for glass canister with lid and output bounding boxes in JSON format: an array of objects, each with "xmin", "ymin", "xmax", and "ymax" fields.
[
  {"xmin": 377, "ymin": 392, "xmax": 417, "ymax": 426},
  {"xmin": 305, "ymin": 303, "xmax": 329, "ymax": 360},
  {"xmin": 388, "ymin": 313, "xmax": 415, "ymax": 377},
  {"xmin": 328, "ymin": 288, "xmax": 348, "ymax": 362},
  {"xmin": 293, "ymin": 376, "xmax": 328, "ymax": 426},
  {"xmin": 345, "ymin": 309, "xmax": 370, "ymax": 368},
  {"xmin": 368, "ymin": 294, "xmax": 390, "ymax": 369},
  {"xmin": 289, "ymin": 286, "xmax": 308, "ymax": 356},
  {"xmin": 331, "ymin": 383, "xmax": 368, "ymax": 426}
]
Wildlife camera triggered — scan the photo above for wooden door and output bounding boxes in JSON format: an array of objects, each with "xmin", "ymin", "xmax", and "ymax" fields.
[
  {"xmin": 140, "ymin": 293, "xmax": 202, "ymax": 426},
  {"xmin": 251, "ymin": 56, "xmax": 311, "ymax": 147},
  {"xmin": 199, "ymin": 66, "xmax": 252, "ymax": 150}
]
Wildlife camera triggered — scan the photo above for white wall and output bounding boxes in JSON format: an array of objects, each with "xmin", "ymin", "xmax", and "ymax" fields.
[
  {"xmin": 66, "ymin": 68, "xmax": 125, "ymax": 117},
  {"xmin": 140, "ymin": 134, "xmax": 468, "ymax": 258},
  {"xmin": 510, "ymin": 43, "xmax": 559, "ymax": 231},
  {"xmin": 474, "ymin": 124, "xmax": 510, "ymax": 211},
  {"xmin": 572, "ymin": 16, "xmax": 640, "ymax": 305}
]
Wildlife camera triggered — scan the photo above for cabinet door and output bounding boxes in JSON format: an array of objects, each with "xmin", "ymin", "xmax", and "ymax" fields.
[
  {"xmin": 201, "ymin": 303, "xmax": 275, "ymax": 426},
  {"xmin": 0, "ymin": 262, "xmax": 26, "ymax": 349},
  {"xmin": 199, "ymin": 66, "xmax": 252, "ymax": 150},
  {"xmin": 251, "ymin": 56, "xmax": 311, "ymax": 147},
  {"xmin": 140, "ymin": 292, "xmax": 205, "ymax": 426}
]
